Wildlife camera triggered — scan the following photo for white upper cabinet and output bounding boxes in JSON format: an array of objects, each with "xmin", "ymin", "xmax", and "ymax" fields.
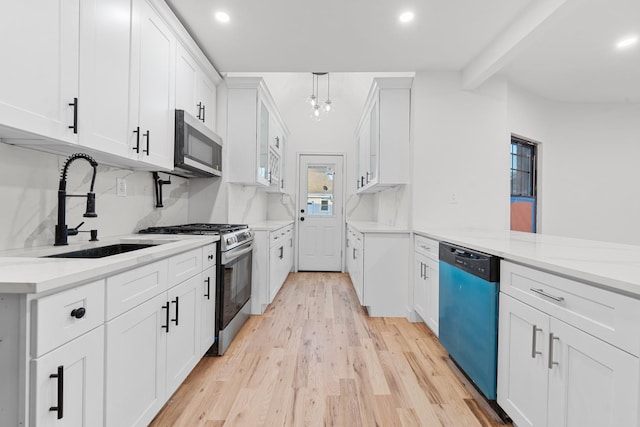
[
  {"xmin": 226, "ymin": 77, "xmax": 289, "ymax": 188},
  {"xmin": 0, "ymin": 0, "xmax": 80, "ymax": 144},
  {"xmin": 355, "ymin": 77, "xmax": 412, "ymax": 193},
  {"xmin": 175, "ymin": 43, "xmax": 217, "ymax": 132},
  {"xmin": 77, "ymin": 0, "xmax": 134, "ymax": 160},
  {"xmin": 128, "ymin": 0, "xmax": 176, "ymax": 170}
]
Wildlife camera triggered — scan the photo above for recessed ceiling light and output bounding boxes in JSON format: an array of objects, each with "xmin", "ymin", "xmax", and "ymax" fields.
[
  {"xmin": 399, "ymin": 11, "xmax": 414, "ymax": 23},
  {"xmin": 616, "ymin": 35, "xmax": 638, "ymax": 50},
  {"xmin": 215, "ymin": 11, "xmax": 230, "ymax": 23}
]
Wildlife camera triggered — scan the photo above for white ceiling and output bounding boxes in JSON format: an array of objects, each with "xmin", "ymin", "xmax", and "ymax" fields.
[{"xmin": 166, "ymin": 0, "xmax": 640, "ymax": 103}]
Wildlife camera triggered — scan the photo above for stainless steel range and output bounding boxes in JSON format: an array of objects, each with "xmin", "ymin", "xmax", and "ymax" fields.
[{"xmin": 139, "ymin": 223, "xmax": 253, "ymax": 355}]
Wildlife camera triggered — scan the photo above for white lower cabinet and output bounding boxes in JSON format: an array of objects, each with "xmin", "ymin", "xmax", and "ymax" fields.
[
  {"xmin": 32, "ymin": 326, "xmax": 104, "ymax": 427},
  {"xmin": 497, "ymin": 261, "xmax": 640, "ymax": 427},
  {"xmin": 413, "ymin": 235, "xmax": 439, "ymax": 335},
  {"xmin": 200, "ymin": 266, "xmax": 216, "ymax": 355},
  {"xmin": 346, "ymin": 224, "xmax": 410, "ymax": 318},
  {"xmin": 251, "ymin": 224, "xmax": 294, "ymax": 314},
  {"xmin": 105, "ymin": 293, "xmax": 167, "ymax": 427}
]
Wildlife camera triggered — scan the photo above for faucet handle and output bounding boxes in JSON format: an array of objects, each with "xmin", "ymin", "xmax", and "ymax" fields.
[
  {"xmin": 67, "ymin": 221, "xmax": 85, "ymax": 236},
  {"xmin": 90, "ymin": 230, "xmax": 99, "ymax": 242}
]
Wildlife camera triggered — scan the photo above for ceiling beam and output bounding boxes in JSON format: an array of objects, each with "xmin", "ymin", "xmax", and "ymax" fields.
[{"xmin": 461, "ymin": 0, "xmax": 569, "ymax": 90}]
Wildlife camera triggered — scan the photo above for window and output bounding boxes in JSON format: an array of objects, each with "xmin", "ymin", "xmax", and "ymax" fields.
[
  {"xmin": 510, "ymin": 136, "xmax": 537, "ymax": 233},
  {"xmin": 306, "ymin": 165, "xmax": 334, "ymax": 216}
]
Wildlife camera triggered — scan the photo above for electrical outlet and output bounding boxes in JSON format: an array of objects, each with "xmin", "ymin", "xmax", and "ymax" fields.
[
  {"xmin": 448, "ymin": 192, "xmax": 458, "ymax": 204},
  {"xmin": 116, "ymin": 177, "xmax": 127, "ymax": 197}
]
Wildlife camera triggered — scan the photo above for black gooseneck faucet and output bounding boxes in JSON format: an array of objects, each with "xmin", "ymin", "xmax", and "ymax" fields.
[{"xmin": 55, "ymin": 153, "xmax": 99, "ymax": 246}]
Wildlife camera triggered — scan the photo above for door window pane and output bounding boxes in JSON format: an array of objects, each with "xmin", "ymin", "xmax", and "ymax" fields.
[{"xmin": 307, "ymin": 166, "xmax": 334, "ymax": 216}]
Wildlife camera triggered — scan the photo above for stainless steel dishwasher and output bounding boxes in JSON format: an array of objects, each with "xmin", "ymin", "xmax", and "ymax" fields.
[{"xmin": 439, "ymin": 242, "xmax": 500, "ymax": 402}]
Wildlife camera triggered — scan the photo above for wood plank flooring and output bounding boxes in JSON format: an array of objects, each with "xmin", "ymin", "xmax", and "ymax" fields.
[{"xmin": 150, "ymin": 272, "xmax": 512, "ymax": 427}]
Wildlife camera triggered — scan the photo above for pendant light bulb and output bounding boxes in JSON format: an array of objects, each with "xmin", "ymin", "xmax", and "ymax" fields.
[
  {"xmin": 310, "ymin": 104, "xmax": 322, "ymax": 121},
  {"xmin": 323, "ymin": 99, "xmax": 333, "ymax": 113}
]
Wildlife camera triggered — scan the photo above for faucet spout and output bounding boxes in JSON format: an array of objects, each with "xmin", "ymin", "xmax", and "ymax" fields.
[{"xmin": 55, "ymin": 153, "xmax": 99, "ymax": 246}]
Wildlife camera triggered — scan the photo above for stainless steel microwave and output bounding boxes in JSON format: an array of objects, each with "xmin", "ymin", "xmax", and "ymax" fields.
[{"xmin": 174, "ymin": 109, "xmax": 222, "ymax": 178}]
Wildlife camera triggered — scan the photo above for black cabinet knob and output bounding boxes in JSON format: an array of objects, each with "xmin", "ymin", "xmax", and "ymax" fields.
[
  {"xmin": 208, "ymin": 254, "xmax": 214, "ymax": 260},
  {"xmin": 70, "ymin": 307, "xmax": 86, "ymax": 319}
]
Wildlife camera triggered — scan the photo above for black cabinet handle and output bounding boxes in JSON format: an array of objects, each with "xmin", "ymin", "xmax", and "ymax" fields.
[
  {"xmin": 356, "ymin": 179, "xmax": 360, "ymax": 189},
  {"xmin": 366, "ymin": 171, "xmax": 370, "ymax": 184},
  {"xmin": 208, "ymin": 254, "xmax": 214, "ymax": 261},
  {"xmin": 279, "ymin": 246, "xmax": 284, "ymax": 259},
  {"xmin": 132, "ymin": 127, "xmax": 140, "ymax": 153},
  {"xmin": 201, "ymin": 104, "xmax": 205, "ymax": 122},
  {"xmin": 162, "ymin": 302, "xmax": 170, "ymax": 333},
  {"xmin": 171, "ymin": 296, "xmax": 179, "ymax": 326},
  {"xmin": 70, "ymin": 307, "xmax": 86, "ymax": 319},
  {"xmin": 68, "ymin": 98, "xmax": 78, "ymax": 134},
  {"xmin": 268, "ymin": 171, "xmax": 272, "ymax": 184},
  {"xmin": 204, "ymin": 277, "xmax": 211, "ymax": 300},
  {"xmin": 196, "ymin": 102, "xmax": 202, "ymax": 120},
  {"xmin": 143, "ymin": 130, "xmax": 150, "ymax": 155},
  {"xmin": 49, "ymin": 365, "xmax": 64, "ymax": 419}
]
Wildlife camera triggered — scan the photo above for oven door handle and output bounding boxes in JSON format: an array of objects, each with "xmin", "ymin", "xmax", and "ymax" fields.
[{"xmin": 221, "ymin": 243, "xmax": 253, "ymax": 264}]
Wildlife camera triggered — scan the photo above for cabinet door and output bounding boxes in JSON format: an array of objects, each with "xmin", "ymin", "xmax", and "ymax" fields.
[
  {"xmin": 414, "ymin": 252, "xmax": 428, "ymax": 322},
  {"xmin": 175, "ymin": 43, "xmax": 199, "ymax": 119},
  {"xmin": 497, "ymin": 294, "xmax": 549, "ymax": 427},
  {"xmin": 256, "ymin": 99, "xmax": 270, "ymax": 185},
  {"xmin": 105, "ymin": 293, "xmax": 167, "ymax": 427},
  {"xmin": 197, "ymin": 75, "xmax": 217, "ymax": 132},
  {"xmin": 130, "ymin": 0, "xmax": 175, "ymax": 170},
  {"xmin": 32, "ymin": 326, "xmax": 104, "ymax": 427},
  {"xmin": 166, "ymin": 274, "xmax": 202, "ymax": 397},
  {"xmin": 77, "ymin": 0, "xmax": 132, "ymax": 158},
  {"xmin": 269, "ymin": 243, "xmax": 284, "ymax": 302},
  {"xmin": 424, "ymin": 258, "xmax": 439, "ymax": 335},
  {"xmin": 0, "ymin": 0, "xmax": 79, "ymax": 144},
  {"xmin": 547, "ymin": 318, "xmax": 639, "ymax": 427},
  {"xmin": 200, "ymin": 266, "xmax": 216, "ymax": 355},
  {"xmin": 368, "ymin": 98, "xmax": 379, "ymax": 185}
]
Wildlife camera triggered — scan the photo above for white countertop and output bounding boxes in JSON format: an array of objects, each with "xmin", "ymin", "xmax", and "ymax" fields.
[
  {"xmin": 0, "ymin": 234, "xmax": 219, "ymax": 294},
  {"xmin": 250, "ymin": 220, "xmax": 294, "ymax": 231},
  {"xmin": 347, "ymin": 220, "xmax": 411, "ymax": 233},
  {"xmin": 415, "ymin": 228, "xmax": 640, "ymax": 298}
]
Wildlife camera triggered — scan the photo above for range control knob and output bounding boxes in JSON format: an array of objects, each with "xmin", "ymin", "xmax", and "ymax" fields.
[{"xmin": 226, "ymin": 237, "xmax": 234, "ymax": 245}]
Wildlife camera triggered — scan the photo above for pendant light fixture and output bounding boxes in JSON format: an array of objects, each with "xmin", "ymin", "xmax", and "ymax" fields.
[{"xmin": 307, "ymin": 72, "xmax": 334, "ymax": 121}]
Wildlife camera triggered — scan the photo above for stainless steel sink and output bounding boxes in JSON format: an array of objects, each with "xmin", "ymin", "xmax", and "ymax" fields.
[{"xmin": 45, "ymin": 243, "xmax": 158, "ymax": 259}]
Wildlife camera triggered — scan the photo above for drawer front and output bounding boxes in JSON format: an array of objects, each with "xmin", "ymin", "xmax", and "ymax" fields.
[
  {"xmin": 168, "ymin": 248, "xmax": 203, "ymax": 287},
  {"xmin": 106, "ymin": 260, "xmax": 168, "ymax": 320},
  {"xmin": 32, "ymin": 279, "xmax": 105, "ymax": 357},
  {"xmin": 270, "ymin": 225, "xmax": 292, "ymax": 247},
  {"xmin": 202, "ymin": 243, "xmax": 217, "ymax": 270},
  {"xmin": 414, "ymin": 235, "xmax": 439, "ymax": 259},
  {"xmin": 501, "ymin": 260, "xmax": 640, "ymax": 356}
]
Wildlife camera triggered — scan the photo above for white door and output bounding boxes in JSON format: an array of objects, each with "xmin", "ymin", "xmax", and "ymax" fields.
[{"xmin": 297, "ymin": 155, "xmax": 344, "ymax": 271}]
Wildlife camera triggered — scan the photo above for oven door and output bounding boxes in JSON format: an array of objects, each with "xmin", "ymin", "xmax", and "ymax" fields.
[{"xmin": 218, "ymin": 242, "xmax": 253, "ymax": 331}]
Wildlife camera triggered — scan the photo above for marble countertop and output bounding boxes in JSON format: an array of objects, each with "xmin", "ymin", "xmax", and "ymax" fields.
[
  {"xmin": 250, "ymin": 220, "xmax": 294, "ymax": 231},
  {"xmin": 347, "ymin": 220, "xmax": 411, "ymax": 233},
  {"xmin": 0, "ymin": 234, "xmax": 219, "ymax": 294},
  {"xmin": 415, "ymin": 228, "xmax": 640, "ymax": 298}
]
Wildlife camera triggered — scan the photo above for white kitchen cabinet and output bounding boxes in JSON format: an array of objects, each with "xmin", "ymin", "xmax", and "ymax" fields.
[
  {"xmin": 128, "ymin": 0, "xmax": 176, "ymax": 170},
  {"xmin": 251, "ymin": 223, "xmax": 294, "ymax": 314},
  {"xmin": 226, "ymin": 77, "xmax": 289, "ymax": 187},
  {"xmin": 32, "ymin": 326, "xmax": 104, "ymax": 427},
  {"xmin": 105, "ymin": 293, "xmax": 167, "ymax": 427},
  {"xmin": 165, "ymin": 274, "xmax": 202, "ymax": 397},
  {"xmin": 346, "ymin": 226, "xmax": 364, "ymax": 305},
  {"xmin": 346, "ymin": 224, "xmax": 410, "ymax": 318},
  {"xmin": 413, "ymin": 235, "xmax": 439, "ymax": 335},
  {"xmin": 497, "ymin": 261, "xmax": 640, "ymax": 427},
  {"xmin": 176, "ymin": 43, "xmax": 217, "ymax": 132},
  {"xmin": 200, "ymin": 266, "xmax": 216, "ymax": 354},
  {"xmin": 0, "ymin": 0, "xmax": 80, "ymax": 144},
  {"xmin": 355, "ymin": 77, "xmax": 412, "ymax": 193}
]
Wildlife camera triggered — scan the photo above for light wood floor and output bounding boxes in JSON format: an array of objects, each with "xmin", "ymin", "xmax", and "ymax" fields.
[{"xmin": 150, "ymin": 272, "xmax": 512, "ymax": 427}]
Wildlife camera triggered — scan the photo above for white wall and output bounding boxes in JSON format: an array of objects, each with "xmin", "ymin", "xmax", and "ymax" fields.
[
  {"xmin": 411, "ymin": 71, "xmax": 510, "ymax": 231},
  {"xmin": 0, "ymin": 142, "xmax": 189, "ymax": 251}
]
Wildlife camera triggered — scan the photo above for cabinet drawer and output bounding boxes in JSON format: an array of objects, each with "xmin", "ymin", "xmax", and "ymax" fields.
[
  {"xmin": 168, "ymin": 248, "xmax": 203, "ymax": 287},
  {"xmin": 32, "ymin": 280, "xmax": 105, "ymax": 357},
  {"xmin": 270, "ymin": 225, "xmax": 292, "ymax": 247},
  {"xmin": 202, "ymin": 243, "xmax": 217, "ymax": 271},
  {"xmin": 106, "ymin": 260, "xmax": 168, "ymax": 320},
  {"xmin": 501, "ymin": 260, "xmax": 640, "ymax": 356},
  {"xmin": 414, "ymin": 235, "xmax": 439, "ymax": 259}
]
